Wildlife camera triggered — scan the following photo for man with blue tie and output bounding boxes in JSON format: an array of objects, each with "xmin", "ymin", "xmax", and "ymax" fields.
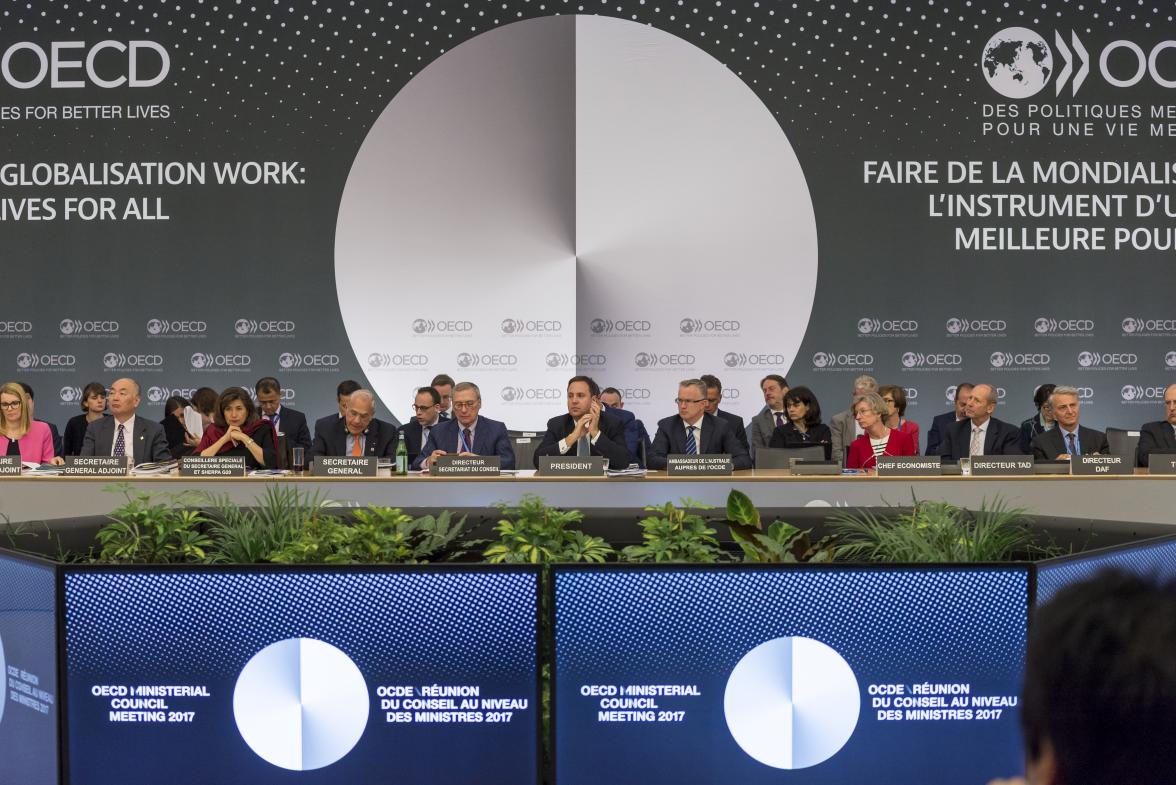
[
  {"xmin": 80, "ymin": 377, "xmax": 171, "ymax": 463},
  {"xmin": 1031, "ymin": 385, "xmax": 1109, "ymax": 460},
  {"xmin": 412, "ymin": 381, "xmax": 515, "ymax": 470},
  {"xmin": 647, "ymin": 379, "xmax": 752, "ymax": 470}
]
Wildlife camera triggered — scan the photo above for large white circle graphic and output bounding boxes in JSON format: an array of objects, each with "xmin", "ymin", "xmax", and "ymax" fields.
[
  {"xmin": 335, "ymin": 15, "xmax": 818, "ymax": 429},
  {"xmin": 233, "ymin": 637, "xmax": 370, "ymax": 771},
  {"xmin": 724, "ymin": 636, "xmax": 860, "ymax": 770}
]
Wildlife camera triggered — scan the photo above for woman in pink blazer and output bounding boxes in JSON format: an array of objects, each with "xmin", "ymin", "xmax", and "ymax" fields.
[
  {"xmin": 0, "ymin": 383, "xmax": 62, "ymax": 464},
  {"xmin": 845, "ymin": 391, "xmax": 918, "ymax": 470}
]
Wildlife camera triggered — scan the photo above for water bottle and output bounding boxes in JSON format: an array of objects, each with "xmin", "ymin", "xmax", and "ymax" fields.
[{"xmin": 394, "ymin": 435, "xmax": 408, "ymax": 475}]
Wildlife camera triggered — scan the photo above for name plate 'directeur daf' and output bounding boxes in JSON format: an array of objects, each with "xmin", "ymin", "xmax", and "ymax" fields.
[
  {"xmin": 969, "ymin": 457, "xmax": 1034, "ymax": 476},
  {"xmin": 1071, "ymin": 454, "xmax": 1132, "ymax": 476},
  {"xmin": 62, "ymin": 456, "xmax": 128, "ymax": 477},
  {"xmin": 431, "ymin": 455, "xmax": 501, "ymax": 476},
  {"xmin": 874, "ymin": 456, "xmax": 942, "ymax": 477},
  {"xmin": 0, "ymin": 456, "xmax": 20, "ymax": 476},
  {"xmin": 311, "ymin": 456, "xmax": 378, "ymax": 477},
  {"xmin": 180, "ymin": 456, "xmax": 247, "ymax": 478},
  {"xmin": 666, "ymin": 455, "xmax": 733, "ymax": 476},
  {"xmin": 536, "ymin": 456, "xmax": 606, "ymax": 477}
]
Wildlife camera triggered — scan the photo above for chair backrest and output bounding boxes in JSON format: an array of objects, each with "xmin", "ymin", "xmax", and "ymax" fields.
[
  {"xmin": 1106, "ymin": 427, "xmax": 1140, "ymax": 458},
  {"xmin": 510, "ymin": 434, "xmax": 540, "ymax": 469},
  {"xmin": 754, "ymin": 445, "xmax": 827, "ymax": 469}
]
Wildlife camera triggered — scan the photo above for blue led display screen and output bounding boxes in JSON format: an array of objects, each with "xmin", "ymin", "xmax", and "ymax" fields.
[{"xmin": 1036, "ymin": 536, "xmax": 1176, "ymax": 605}]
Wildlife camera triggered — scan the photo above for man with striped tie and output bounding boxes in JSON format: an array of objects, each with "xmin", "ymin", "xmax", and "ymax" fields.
[{"xmin": 647, "ymin": 379, "xmax": 752, "ymax": 470}]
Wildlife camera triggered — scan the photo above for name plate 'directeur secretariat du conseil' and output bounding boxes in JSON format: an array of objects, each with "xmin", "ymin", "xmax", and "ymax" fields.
[
  {"xmin": 62, "ymin": 456, "xmax": 128, "ymax": 476},
  {"xmin": 311, "ymin": 456, "xmax": 378, "ymax": 477},
  {"xmin": 431, "ymin": 455, "xmax": 501, "ymax": 476},
  {"xmin": 180, "ymin": 456, "xmax": 246, "ymax": 478},
  {"xmin": 536, "ymin": 456, "xmax": 607, "ymax": 477},
  {"xmin": 666, "ymin": 455, "xmax": 733, "ymax": 476}
]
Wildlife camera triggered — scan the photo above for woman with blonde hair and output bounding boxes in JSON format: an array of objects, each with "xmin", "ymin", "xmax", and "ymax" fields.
[{"xmin": 0, "ymin": 382, "xmax": 62, "ymax": 464}]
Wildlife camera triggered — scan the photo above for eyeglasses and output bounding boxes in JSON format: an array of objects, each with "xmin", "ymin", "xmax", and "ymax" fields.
[
  {"xmin": 674, "ymin": 398, "xmax": 704, "ymax": 405},
  {"xmin": 452, "ymin": 400, "xmax": 479, "ymax": 409},
  {"xmin": 412, "ymin": 404, "xmax": 437, "ymax": 412},
  {"xmin": 0, "ymin": 400, "xmax": 21, "ymax": 409}
]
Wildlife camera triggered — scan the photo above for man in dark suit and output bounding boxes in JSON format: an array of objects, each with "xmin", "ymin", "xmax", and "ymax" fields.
[
  {"xmin": 700, "ymin": 374, "xmax": 750, "ymax": 454},
  {"xmin": 1136, "ymin": 382, "xmax": 1176, "ymax": 466},
  {"xmin": 749, "ymin": 374, "xmax": 789, "ymax": 460},
  {"xmin": 600, "ymin": 387, "xmax": 650, "ymax": 468},
  {"xmin": 534, "ymin": 376, "xmax": 631, "ymax": 469},
  {"xmin": 255, "ymin": 377, "xmax": 312, "ymax": 453},
  {"xmin": 924, "ymin": 382, "xmax": 973, "ymax": 456},
  {"xmin": 80, "ymin": 377, "xmax": 171, "ymax": 463},
  {"xmin": 18, "ymin": 383, "xmax": 62, "ymax": 456},
  {"xmin": 400, "ymin": 386, "xmax": 442, "ymax": 468},
  {"xmin": 310, "ymin": 389, "xmax": 398, "ymax": 459},
  {"xmin": 938, "ymin": 383, "xmax": 1022, "ymax": 459},
  {"xmin": 648, "ymin": 379, "xmax": 752, "ymax": 470},
  {"xmin": 313, "ymin": 379, "xmax": 361, "ymax": 443},
  {"xmin": 412, "ymin": 381, "xmax": 515, "ymax": 470},
  {"xmin": 1032, "ymin": 385, "xmax": 1109, "ymax": 460},
  {"xmin": 431, "ymin": 373, "xmax": 455, "ymax": 422}
]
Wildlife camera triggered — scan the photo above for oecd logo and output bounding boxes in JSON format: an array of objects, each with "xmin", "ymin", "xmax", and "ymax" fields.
[
  {"xmin": 59, "ymin": 318, "xmax": 76, "ymax": 335},
  {"xmin": 146, "ymin": 386, "xmax": 168, "ymax": 403},
  {"xmin": 812, "ymin": 352, "xmax": 831, "ymax": 369},
  {"xmin": 457, "ymin": 352, "xmax": 517, "ymax": 368},
  {"xmin": 0, "ymin": 320, "xmax": 32, "ymax": 335},
  {"xmin": 146, "ymin": 318, "xmax": 206, "ymax": 336},
  {"xmin": 103, "ymin": 352, "xmax": 119, "ymax": 369},
  {"xmin": 634, "ymin": 351, "xmax": 694, "ymax": 369},
  {"xmin": 903, "ymin": 352, "xmax": 963, "ymax": 369},
  {"xmin": 413, "ymin": 319, "xmax": 430, "ymax": 334},
  {"xmin": 810, "ymin": 351, "xmax": 873, "ymax": 371},
  {"xmin": 1166, "ymin": 351, "xmax": 1176, "ymax": 368},
  {"xmin": 279, "ymin": 353, "xmax": 340, "ymax": 369},
  {"xmin": 500, "ymin": 386, "xmax": 560, "ymax": 402},
  {"xmin": 146, "ymin": 319, "xmax": 165, "ymax": 335},
  {"xmin": 1034, "ymin": 317, "xmax": 1052, "ymax": 334},
  {"xmin": 501, "ymin": 386, "xmax": 520, "ymax": 402},
  {"xmin": 234, "ymin": 318, "xmax": 295, "ymax": 336},
  {"xmin": 1121, "ymin": 384, "xmax": 1140, "ymax": 402},
  {"xmin": 103, "ymin": 353, "xmax": 162, "ymax": 370},
  {"xmin": 367, "ymin": 353, "xmax": 428, "ymax": 368},
  {"xmin": 992, "ymin": 351, "xmax": 1051, "ymax": 370},
  {"xmin": 901, "ymin": 352, "xmax": 920, "ymax": 368},
  {"xmin": 990, "ymin": 352, "xmax": 1008, "ymax": 368},
  {"xmin": 946, "ymin": 316, "xmax": 1006, "ymax": 336},
  {"xmin": 59, "ymin": 386, "xmax": 82, "ymax": 403},
  {"xmin": 680, "ymin": 318, "xmax": 696, "ymax": 334},
  {"xmin": 1035, "ymin": 316, "xmax": 1094, "ymax": 335},
  {"xmin": 945, "ymin": 318, "xmax": 964, "ymax": 335},
  {"xmin": 278, "ymin": 353, "xmax": 296, "ymax": 369},
  {"xmin": 680, "ymin": 317, "xmax": 740, "ymax": 335},
  {"xmin": 59, "ymin": 318, "xmax": 118, "ymax": 336},
  {"xmin": 191, "ymin": 352, "xmax": 251, "ymax": 370},
  {"xmin": 1122, "ymin": 317, "xmax": 1142, "ymax": 334},
  {"xmin": 725, "ymin": 353, "xmax": 788, "ymax": 369},
  {"xmin": 1121, "ymin": 385, "xmax": 1165, "ymax": 403},
  {"xmin": 588, "ymin": 317, "xmax": 652, "ymax": 335},
  {"xmin": 501, "ymin": 318, "xmax": 561, "ymax": 336},
  {"xmin": 409, "ymin": 318, "xmax": 471, "ymax": 335},
  {"xmin": 1121, "ymin": 316, "xmax": 1176, "ymax": 335},
  {"xmin": 16, "ymin": 352, "xmax": 75, "ymax": 370}
]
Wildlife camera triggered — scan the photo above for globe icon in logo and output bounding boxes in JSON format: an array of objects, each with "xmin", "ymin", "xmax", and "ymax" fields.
[
  {"xmin": 1034, "ymin": 317, "xmax": 1052, "ymax": 334},
  {"xmin": 103, "ymin": 353, "xmax": 120, "ymax": 369},
  {"xmin": 857, "ymin": 318, "xmax": 874, "ymax": 334},
  {"xmin": 16, "ymin": 353, "xmax": 32, "ymax": 369},
  {"xmin": 278, "ymin": 353, "xmax": 296, "ymax": 369},
  {"xmin": 945, "ymin": 385, "xmax": 958, "ymax": 404},
  {"xmin": 811, "ymin": 352, "xmax": 830, "ymax": 369},
  {"xmin": 412, "ymin": 319, "xmax": 429, "ymax": 334},
  {"xmin": 945, "ymin": 318, "xmax": 964, "ymax": 335},
  {"xmin": 981, "ymin": 27, "xmax": 1053, "ymax": 99},
  {"xmin": 147, "ymin": 386, "xmax": 167, "ymax": 403},
  {"xmin": 59, "ymin": 319, "xmax": 76, "ymax": 335},
  {"xmin": 191, "ymin": 353, "xmax": 208, "ymax": 369},
  {"xmin": 1122, "ymin": 385, "xmax": 1138, "ymax": 401},
  {"xmin": 1077, "ymin": 351, "xmax": 1095, "ymax": 368},
  {"xmin": 501, "ymin": 387, "xmax": 520, "ymax": 402},
  {"xmin": 680, "ymin": 318, "xmax": 695, "ymax": 334},
  {"xmin": 501, "ymin": 319, "xmax": 517, "ymax": 334},
  {"xmin": 901, "ymin": 352, "xmax": 919, "ymax": 368},
  {"xmin": 545, "ymin": 352, "xmax": 563, "ymax": 368},
  {"xmin": 1166, "ymin": 351, "xmax": 1176, "ymax": 368},
  {"xmin": 990, "ymin": 352, "xmax": 1008, "ymax": 368},
  {"xmin": 60, "ymin": 386, "xmax": 79, "ymax": 403},
  {"xmin": 590, "ymin": 318, "xmax": 607, "ymax": 334},
  {"xmin": 1122, "ymin": 317, "xmax": 1139, "ymax": 333},
  {"xmin": 234, "ymin": 319, "xmax": 253, "ymax": 335},
  {"xmin": 457, "ymin": 352, "xmax": 474, "ymax": 368},
  {"xmin": 147, "ymin": 319, "xmax": 164, "ymax": 335},
  {"xmin": 367, "ymin": 353, "xmax": 385, "ymax": 368},
  {"xmin": 723, "ymin": 352, "xmax": 742, "ymax": 368},
  {"xmin": 634, "ymin": 352, "xmax": 654, "ymax": 368}
]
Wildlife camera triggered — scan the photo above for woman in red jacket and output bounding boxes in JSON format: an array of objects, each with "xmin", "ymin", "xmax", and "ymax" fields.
[{"xmin": 845, "ymin": 391, "xmax": 917, "ymax": 470}]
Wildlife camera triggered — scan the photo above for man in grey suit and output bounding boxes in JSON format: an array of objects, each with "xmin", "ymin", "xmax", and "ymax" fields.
[
  {"xmin": 81, "ymin": 378, "xmax": 171, "ymax": 464},
  {"xmin": 1136, "ymin": 382, "xmax": 1176, "ymax": 466},
  {"xmin": 829, "ymin": 375, "xmax": 877, "ymax": 466},
  {"xmin": 1031, "ymin": 385, "xmax": 1109, "ymax": 460},
  {"xmin": 700, "ymin": 374, "xmax": 750, "ymax": 454},
  {"xmin": 749, "ymin": 374, "xmax": 789, "ymax": 460}
]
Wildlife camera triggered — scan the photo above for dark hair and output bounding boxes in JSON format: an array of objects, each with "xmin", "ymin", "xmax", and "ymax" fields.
[
  {"xmin": 213, "ymin": 387, "xmax": 259, "ymax": 428},
  {"xmin": 699, "ymin": 374, "xmax": 722, "ymax": 393},
  {"xmin": 601, "ymin": 387, "xmax": 622, "ymax": 400},
  {"xmin": 1034, "ymin": 383, "xmax": 1056, "ymax": 410},
  {"xmin": 415, "ymin": 387, "xmax": 441, "ymax": 405},
  {"xmin": 191, "ymin": 387, "xmax": 219, "ymax": 416},
  {"xmin": 954, "ymin": 383, "xmax": 974, "ymax": 401},
  {"xmin": 335, "ymin": 380, "xmax": 361, "ymax": 399},
  {"xmin": 1022, "ymin": 569, "xmax": 1176, "ymax": 785},
  {"xmin": 164, "ymin": 396, "xmax": 191, "ymax": 414},
  {"xmin": 18, "ymin": 382, "xmax": 33, "ymax": 400},
  {"xmin": 760, "ymin": 374, "xmax": 788, "ymax": 389},
  {"xmin": 81, "ymin": 381, "xmax": 106, "ymax": 411},
  {"xmin": 878, "ymin": 384, "xmax": 908, "ymax": 417},
  {"xmin": 430, "ymin": 373, "xmax": 455, "ymax": 388},
  {"xmin": 782, "ymin": 385, "xmax": 822, "ymax": 426},
  {"xmin": 567, "ymin": 375, "xmax": 601, "ymax": 398},
  {"xmin": 255, "ymin": 376, "xmax": 281, "ymax": 395}
]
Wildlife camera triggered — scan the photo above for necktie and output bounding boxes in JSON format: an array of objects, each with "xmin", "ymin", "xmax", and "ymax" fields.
[
  {"xmin": 462, "ymin": 428, "xmax": 473, "ymax": 453},
  {"xmin": 685, "ymin": 425, "xmax": 698, "ymax": 456},
  {"xmin": 1067, "ymin": 432, "xmax": 1077, "ymax": 455},
  {"xmin": 113, "ymin": 423, "xmax": 126, "ymax": 458},
  {"xmin": 421, "ymin": 426, "xmax": 431, "ymax": 450},
  {"xmin": 577, "ymin": 433, "xmax": 591, "ymax": 456},
  {"xmin": 351, "ymin": 433, "xmax": 363, "ymax": 456},
  {"xmin": 969, "ymin": 426, "xmax": 982, "ymax": 457},
  {"xmin": 439, "ymin": 411, "xmax": 450, "ymax": 421},
  {"xmin": 774, "ymin": 412, "xmax": 786, "ymax": 428}
]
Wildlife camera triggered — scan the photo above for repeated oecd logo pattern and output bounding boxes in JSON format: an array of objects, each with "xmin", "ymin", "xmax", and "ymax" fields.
[{"xmin": 234, "ymin": 318, "xmax": 296, "ymax": 337}]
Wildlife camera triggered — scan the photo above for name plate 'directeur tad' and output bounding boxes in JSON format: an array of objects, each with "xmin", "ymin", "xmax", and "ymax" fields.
[
  {"xmin": 1071, "ymin": 454, "xmax": 1133, "ymax": 476},
  {"xmin": 0, "ymin": 456, "xmax": 20, "ymax": 476},
  {"xmin": 1148, "ymin": 453, "xmax": 1176, "ymax": 474},
  {"xmin": 969, "ymin": 457, "xmax": 1034, "ymax": 476},
  {"xmin": 536, "ymin": 456, "xmax": 606, "ymax": 477},
  {"xmin": 431, "ymin": 455, "xmax": 501, "ymax": 476},
  {"xmin": 311, "ymin": 456, "xmax": 378, "ymax": 477},
  {"xmin": 62, "ymin": 456, "xmax": 128, "ymax": 477},
  {"xmin": 666, "ymin": 455, "xmax": 733, "ymax": 476},
  {"xmin": 180, "ymin": 456, "xmax": 247, "ymax": 478},
  {"xmin": 874, "ymin": 456, "xmax": 942, "ymax": 477}
]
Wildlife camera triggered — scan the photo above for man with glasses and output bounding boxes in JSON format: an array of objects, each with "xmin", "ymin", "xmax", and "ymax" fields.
[
  {"xmin": 647, "ymin": 379, "xmax": 751, "ymax": 470},
  {"xmin": 1135, "ymin": 382, "xmax": 1176, "ymax": 466},
  {"xmin": 400, "ymin": 387, "xmax": 442, "ymax": 468},
  {"xmin": 80, "ymin": 378, "xmax": 171, "ymax": 463},
  {"xmin": 431, "ymin": 373, "xmax": 455, "ymax": 421},
  {"xmin": 254, "ymin": 377, "xmax": 312, "ymax": 454},
  {"xmin": 310, "ymin": 388, "xmax": 399, "ymax": 459},
  {"xmin": 412, "ymin": 381, "xmax": 515, "ymax": 470},
  {"xmin": 1031, "ymin": 385, "xmax": 1109, "ymax": 461}
]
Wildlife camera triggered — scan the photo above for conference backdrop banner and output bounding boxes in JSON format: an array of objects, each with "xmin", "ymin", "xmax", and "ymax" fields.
[{"xmin": 2, "ymin": 2, "xmax": 1174, "ymax": 430}]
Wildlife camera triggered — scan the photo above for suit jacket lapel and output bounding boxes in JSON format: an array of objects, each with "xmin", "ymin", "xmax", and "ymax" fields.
[{"xmin": 1166, "ymin": 424, "xmax": 1176, "ymax": 449}]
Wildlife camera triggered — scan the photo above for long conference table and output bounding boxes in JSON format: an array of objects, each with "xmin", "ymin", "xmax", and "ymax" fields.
[{"xmin": 1, "ymin": 470, "xmax": 1174, "ymax": 527}]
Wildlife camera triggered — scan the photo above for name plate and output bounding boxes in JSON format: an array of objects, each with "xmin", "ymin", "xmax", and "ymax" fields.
[
  {"xmin": 537, "ymin": 456, "xmax": 606, "ymax": 477},
  {"xmin": 969, "ymin": 457, "xmax": 1035, "ymax": 476},
  {"xmin": 0, "ymin": 456, "xmax": 20, "ymax": 476},
  {"xmin": 1072, "ymin": 454, "xmax": 1132, "ymax": 476},
  {"xmin": 666, "ymin": 455, "xmax": 733, "ymax": 476},
  {"xmin": 312, "ymin": 456, "xmax": 378, "ymax": 477},
  {"xmin": 62, "ymin": 456, "xmax": 128, "ymax": 477},
  {"xmin": 1148, "ymin": 453, "xmax": 1176, "ymax": 474},
  {"xmin": 789, "ymin": 460, "xmax": 841, "ymax": 476},
  {"xmin": 875, "ymin": 456, "xmax": 942, "ymax": 476},
  {"xmin": 432, "ymin": 455, "xmax": 501, "ymax": 476},
  {"xmin": 180, "ymin": 456, "xmax": 246, "ymax": 478}
]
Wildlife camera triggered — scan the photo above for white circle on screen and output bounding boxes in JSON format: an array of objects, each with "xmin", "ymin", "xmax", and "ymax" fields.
[
  {"xmin": 724, "ymin": 636, "xmax": 860, "ymax": 769},
  {"xmin": 233, "ymin": 637, "xmax": 370, "ymax": 771}
]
